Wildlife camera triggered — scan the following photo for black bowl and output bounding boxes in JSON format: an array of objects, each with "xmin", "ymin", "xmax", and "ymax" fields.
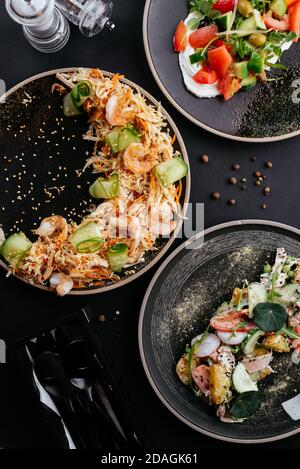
[
  {"xmin": 144, "ymin": 0, "xmax": 300, "ymax": 142},
  {"xmin": 0, "ymin": 68, "xmax": 190, "ymax": 295},
  {"xmin": 139, "ymin": 220, "xmax": 300, "ymax": 443}
]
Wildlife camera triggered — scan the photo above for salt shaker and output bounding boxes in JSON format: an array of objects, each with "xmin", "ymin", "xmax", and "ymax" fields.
[
  {"xmin": 55, "ymin": 0, "xmax": 115, "ymax": 37},
  {"xmin": 5, "ymin": 0, "xmax": 70, "ymax": 53}
]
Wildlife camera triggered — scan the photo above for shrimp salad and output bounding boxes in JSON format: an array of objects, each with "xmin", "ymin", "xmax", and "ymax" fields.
[
  {"xmin": 0, "ymin": 69, "xmax": 188, "ymax": 295},
  {"xmin": 177, "ymin": 248, "xmax": 300, "ymax": 422}
]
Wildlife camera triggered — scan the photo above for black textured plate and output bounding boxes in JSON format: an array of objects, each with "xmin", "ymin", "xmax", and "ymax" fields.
[
  {"xmin": 139, "ymin": 220, "xmax": 300, "ymax": 443},
  {"xmin": 0, "ymin": 68, "xmax": 190, "ymax": 295},
  {"xmin": 144, "ymin": 0, "xmax": 300, "ymax": 142}
]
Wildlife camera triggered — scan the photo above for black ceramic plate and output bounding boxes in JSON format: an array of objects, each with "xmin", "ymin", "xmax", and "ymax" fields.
[
  {"xmin": 139, "ymin": 220, "xmax": 300, "ymax": 443},
  {"xmin": 0, "ymin": 68, "xmax": 190, "ymax": 295},
  {"xmin": 144, "ymin": 0, "xmax": 300, "ymax": 142}
]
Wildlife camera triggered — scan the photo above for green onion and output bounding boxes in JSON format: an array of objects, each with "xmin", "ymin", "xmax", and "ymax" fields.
[
  {"xmin": 0, "ymin": 232, "xmax": 32, "ymax": 267},
  {"xmin": 108, "ymin": 243, "xmax": 129, "ymax": 272},
  {"xmin": 63, "ymin": 80, "xmax": 92, "ymax": 117},
  {"xmin": 155, "ymin": 156, "xmax": 188, "ymax": 187},
  {"xmin": 69, "ymin": 222, "xmax": 103, "ymax": 253},
  {"xmin": 89, "ymin": 174, "xmax": 119, "ymax": 199}
]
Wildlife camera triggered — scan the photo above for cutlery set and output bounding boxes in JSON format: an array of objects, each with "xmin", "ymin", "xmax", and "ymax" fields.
[{"xmin": 9, "ymin": 308, "xmax": 140, "ymax": 449}]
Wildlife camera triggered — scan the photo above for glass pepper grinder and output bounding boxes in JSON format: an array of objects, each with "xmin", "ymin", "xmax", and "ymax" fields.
[
  {"xmin": 55, "ymin": 0, "xmax": 115, "ymax": 37},
  {"xmin": 5, "ymin": 0, "xmax": 70, "ymax": 53}
]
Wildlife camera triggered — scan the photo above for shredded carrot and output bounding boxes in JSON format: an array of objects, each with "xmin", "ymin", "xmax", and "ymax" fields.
[
  {"xmin": 149, "ymin": 172, "xmax": 157, "ymax": 193},
  {"xmin": 175, "ymin": 179, "xmax": 183, "ymax": 204},
  {"xmin": 171, "ymin": 134, "xmax": 177, "ymax": 145},
  {"xmin": 112, "ymin": 73, "xmax": 124, "ymax": 89}
]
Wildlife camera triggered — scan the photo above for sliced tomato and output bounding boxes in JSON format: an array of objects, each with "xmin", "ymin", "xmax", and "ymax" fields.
[
  {"xmin": 287, "ymin": 0, "xmax": 299, "ymax": 7},
  {"xmin": 207, "ymin": 45, "xmax": 233, "ymax": 78},
  {"xmin": 212, "ymin": 0, "xmax": 235, "ymax": 13},
  {"xmin": 213, "ymin": 39, "xmax": 233, "ymax": 52},
  {"xmin": 263, "ymin": 14, "xmax": 290, "ymax": 30},
  {"xmin": 193, "ymin": 67, "xmax": 218, "ymax": 84},
  {"xmin": 210, "ymin": 311, "xmax": 255, "ymax": 332},
  {"xmin": 220, "ymin": 73, "xmax": 242, "ymax": 100},
  {"xmin": 173, "ymin": 20, "xmax": 188, "ymax": 52},
  {"xmin": 289, "ymin": 1, "xmax": 300, "ymax": 42},
  {"xmin": 189, "ymin": 24, "xmax": 218, "ymax": 48},
  {"xmin": 294, "ymin": 324, "xmax": 300, "ymax": 335}
]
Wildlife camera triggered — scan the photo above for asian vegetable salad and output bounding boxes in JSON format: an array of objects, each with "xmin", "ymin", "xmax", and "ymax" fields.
[
  {"xmin": 173, "ymin": 0, "xmax": 300, "ymax": 100},
  {"xmin": 177, "ymin": 248, "xmax": 300, "ymax": 422},
  {"xmin": 0, "ymin": 69, "xmax": 188, "ymax": 296}
]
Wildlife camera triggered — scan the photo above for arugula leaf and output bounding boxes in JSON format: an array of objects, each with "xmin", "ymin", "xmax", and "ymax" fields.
[
  {"xmin": 230, "ymin": 391, "xmax": 263, "ymax": 419},
  {"xmin": 251, "ymin": 0, "xmax": 271, "ymax": 13},
  {"xmin": 190, "ymin": 0, "xmax": 214, "ymax": 14},
  {"xmin": 253, "ymin": 302, "xmax": 287, "ymax": 332},
  {"xmin": 232, "ymin": 37, "xmax": 254, "ymax": 60},
  {"xmin": 268, "ymin": 31, "xmax": 297, "ymax": 44}
]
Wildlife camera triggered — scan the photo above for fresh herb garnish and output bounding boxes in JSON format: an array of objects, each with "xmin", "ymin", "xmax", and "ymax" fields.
[
  {"xmin": 253, "ymin": 302, "xmax": 287, "ymax": 332},
  {"xmin": 189, "ymin": 0, "xmax": 214, "ymax": 14},
  {"xmin": 230, "ymin": 391, "xmax": 263, "ymax": 419},
  {"xmin": 265, "ymin": 62, "xmax": 288, "ymax": 70}
]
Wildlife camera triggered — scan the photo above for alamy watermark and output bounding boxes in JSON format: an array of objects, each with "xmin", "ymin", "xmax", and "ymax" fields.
[
  {"xmin": 0, "ymin": 339, "xmax": 6, "ymax": 364},
  {"xmin": 292, "ymin": 79, "xmax": 300, "ymax": 104},
  {"xmin": 0, "ymin": 80, "xmax": 6, "ymax": 103}
]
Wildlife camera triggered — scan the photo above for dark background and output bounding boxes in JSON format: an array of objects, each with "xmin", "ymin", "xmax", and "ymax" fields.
[{"xmin": 0, "ymin": 0, "xmax": 299, "ymax": 450}]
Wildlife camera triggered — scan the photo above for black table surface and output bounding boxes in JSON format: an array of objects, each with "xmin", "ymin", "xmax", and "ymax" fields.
[{"xmin": 0, "ymin": 0, "xmax": 300, "ymax": 450}]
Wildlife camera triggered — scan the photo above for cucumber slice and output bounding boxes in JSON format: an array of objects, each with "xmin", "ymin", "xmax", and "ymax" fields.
[
  {"xmin": 106, "ymin": 129, "xmax": 121, "ymax": 154},
  {"xmin": 249, "ymin": 51, "xmax": 265, "ymax": 74},
  {"xmin": 241, "ymin": 75, "xmax": 257, "ymax": 90},
  {"xmin": 232, "ymin": 363, "xmax": 258, "ymax": 393},
  {"xmin": 89, "ymin": 174, "xmax": 119, "ymax": 199},
  {"xmin": 243, "ymin": 329, "xmax": 265, "ymax": 355},
  {"xmin": 248, "ymin": 283, "xmax": 267, "ymax": 317},
  {"xmin": 1, "ymin": 232, "xmax": 32, "ymax": 267},
  {"xmin": 69, "ymin": 222, "xmax": 103, "ymax": 253},
  {"xmin": 108, "ymin": 243, "xmax": 129, "ymax": 272},
  {"xmin": 234, "ymin": 61, "xmax": 249, "ymax": 79},
  {"xmin": 118, "ymin": 127, "xmax": 140, "ymax": 152},
  {"xmin": 253, "ymin": 9, "xmax": 267, "ymax": 30},
  {"xmin": 63, "ymin": 93, "xmax": 81, "ymax": 117},
  {"xmin": 155, "ymin": 156, "xmax": 188, "ymax": 187},
  {"xmin": 190, "ymin": 50, "xmax": 204, "ymax": 65},
  {"xmin": 215, "ymin": 11, "xmax": 233, "ymax": 32},
  {"xmin": 238, "ymin": 15, "xmax": 257, "ymax": 33},
  {"xmin": 270, "ymin": 0, "xmax": 287, "ymax": 17}
]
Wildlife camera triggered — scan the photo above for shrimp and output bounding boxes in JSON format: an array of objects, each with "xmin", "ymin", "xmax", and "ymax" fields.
[
  {"xmin": 105, "ymin": 92, "xmax": 135, "ymax": 126},
  {"xmin": 50, "ymin": 273, "xmax": 74, "ymax": 296},
  {"xmin": 123, "ymin": 143, "xmax": 159, "ymax": 175},
  {"xmin": 34, "ymin": 216, "xmax": 68, "ymax": 241},
  {"xmin": 149, "ymin": 202, "xmax": 176, "ymax": 236}
]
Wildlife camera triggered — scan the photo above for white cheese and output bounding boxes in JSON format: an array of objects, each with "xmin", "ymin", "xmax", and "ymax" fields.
[
  {"xmin": 179, "ymin": 13, "xmax": 220, "ymax": 98},
  {"xmin": 178, "ymin": 13, "xmax": 293, "ymax": 99}
]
